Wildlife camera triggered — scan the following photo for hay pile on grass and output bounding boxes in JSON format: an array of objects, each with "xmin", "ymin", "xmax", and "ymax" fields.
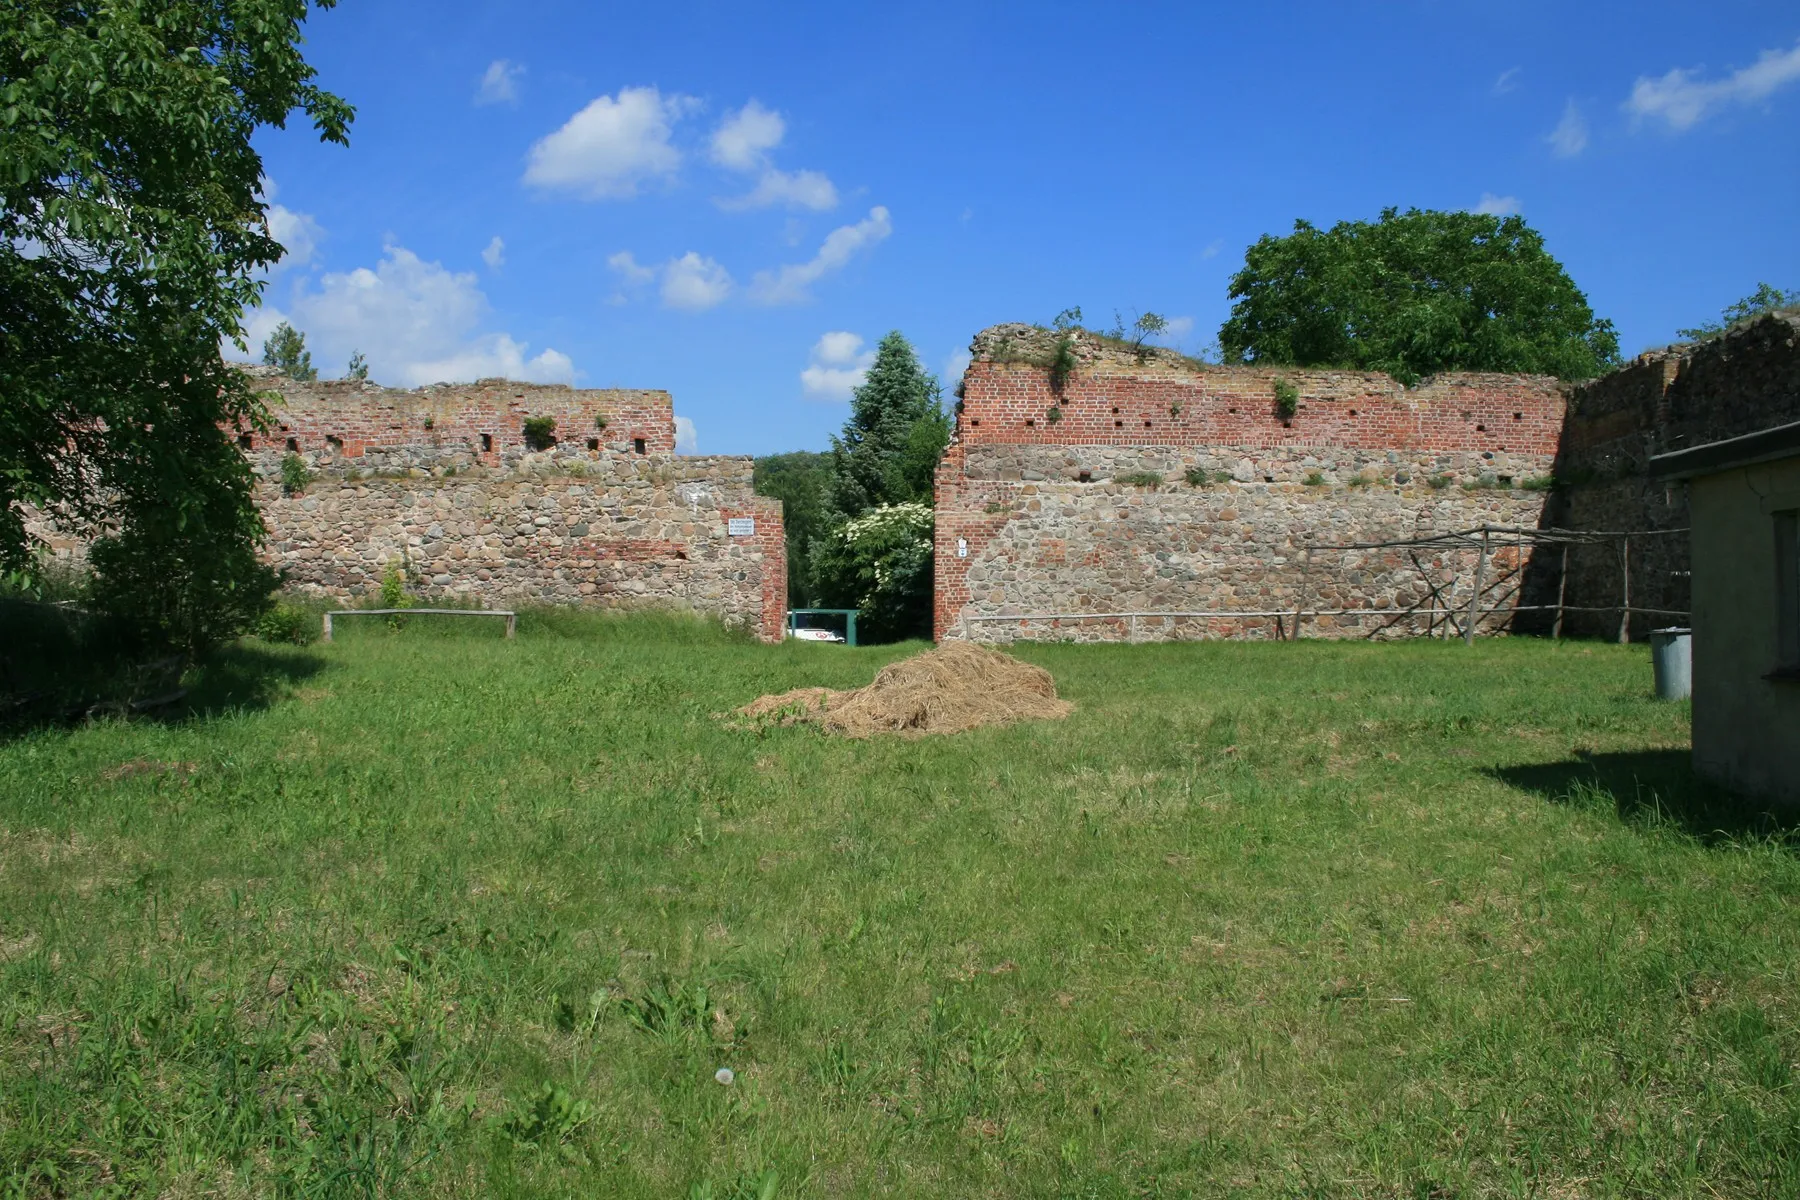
[{"xmin": 735, "ymin": 642, "xmax": 1073, "ymax": 737}]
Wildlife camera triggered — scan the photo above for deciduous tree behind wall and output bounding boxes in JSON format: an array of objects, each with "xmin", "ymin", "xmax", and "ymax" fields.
[
  {"xmin": 1219, "ymin": 207, "xmax": 1619, "ymax": 385},
  {"xmin": 0, "ymin": 0, "xmax": 351, "ymax": 650}
]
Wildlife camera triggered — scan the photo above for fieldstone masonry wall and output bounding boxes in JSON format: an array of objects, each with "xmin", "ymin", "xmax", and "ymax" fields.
[
  {"xmin": 936, "ymin": 326, "xmax": 1563, "ymax": 642},
  {"xmin": 1545, "ymin": 312, "xmax": 1800, "ymax": 639},
  {"xmin": 245, "ymin": 371, "xmax": 786, "ymax": 642}
]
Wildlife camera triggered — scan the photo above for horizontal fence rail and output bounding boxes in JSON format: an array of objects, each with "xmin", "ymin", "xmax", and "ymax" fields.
[{"xmin": 321, "ymin": 608, "xmax": 516, "ymax": 642}]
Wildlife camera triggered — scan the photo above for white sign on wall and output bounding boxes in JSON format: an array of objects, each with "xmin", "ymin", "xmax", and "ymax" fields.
[
  {"xmin": 727, "ymin": 517, "xmax": 756, "ymax": 537},
  {"xmin": 957, "ymin": 538, "xmax": 968, "ymax": 558}
]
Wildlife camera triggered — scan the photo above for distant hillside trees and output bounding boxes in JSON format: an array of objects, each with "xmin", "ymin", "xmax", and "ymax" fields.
[
  {"xmin": 1219, "ymin": 207, "xmax": 1619, "ymax": 384},
  {"xmin": 0, "ymin": 0, "xmax": 352, "ymax": 651}
]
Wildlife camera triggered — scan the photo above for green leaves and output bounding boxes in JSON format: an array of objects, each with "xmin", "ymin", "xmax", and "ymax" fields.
[
  {"xmin": 0, "ymin": 0, "xmax": 352, "ymax": 648},
  {"xmin": 1218, "ymin": 207, "xmax": 1619, "ymax": 384}
]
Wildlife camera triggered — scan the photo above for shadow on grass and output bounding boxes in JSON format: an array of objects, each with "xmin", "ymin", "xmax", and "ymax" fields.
[
  {"xmin": 1, "ymin": 631, "xmax": 325, "ymax": 743},
  {"xmin": 1489, "ymin": 750, "xmax": 1800, "ymax": 847}
]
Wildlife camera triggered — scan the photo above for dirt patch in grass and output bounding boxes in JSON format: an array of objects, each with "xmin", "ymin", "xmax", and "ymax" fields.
[{"xmin": 735, "ymin": 642, "xmax": 1074, "ymax": 737}]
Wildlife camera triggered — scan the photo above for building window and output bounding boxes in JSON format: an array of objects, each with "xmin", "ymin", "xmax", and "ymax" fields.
[
  {"xmin": 480, "ymin": 433, "xmax": 493, "ymax": 453},
  {"xmin": 1776, "ymin": 510, "xmax": 1800, "ymax": 674},
  {"xmin": 237, "ymin": 433, "xmax": 253, "ymax": 450},
  {"xmin": 633, "ymin": 437, "xmax": 646, "ymax": 455}
]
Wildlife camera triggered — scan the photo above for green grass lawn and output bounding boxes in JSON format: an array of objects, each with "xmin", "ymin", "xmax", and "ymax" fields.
[{"xmin": 3, "ymin": 615, "xmax": 1796, "ymax": 1198}]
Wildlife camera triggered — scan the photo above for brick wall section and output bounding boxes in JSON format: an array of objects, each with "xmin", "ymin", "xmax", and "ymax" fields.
[
  {"xmin": 235, "ymin": 367, "xmax": 676, "ymax": 461},
  {"xmin": 957, "ymin": 324, "xmax": 1565, "ymax": 454},
  {"xmin": 935, "ymin": 325, "xmax": 1562, "ymax": 642},
  {"xmin": 1544, "ymin": 312, "xmax": 1800, "ymax": 638}
]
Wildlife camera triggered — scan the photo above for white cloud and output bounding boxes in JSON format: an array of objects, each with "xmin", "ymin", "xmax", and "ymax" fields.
[
  {"xmin": 265, "ymin": 203, "xmax": 322, "ymax": 271},
  {"xmin": 709, "ymin": 100, "xmax": 838, "ymax": 211},
  {"xmin": 609, "ymin": 250, "xmax": 733, "ymax": 311},
  {"xmin": 236, "ymin": 243, "xmax": 573, "ymax": 386},
  {"xmin": 1493, "ymin": 67, "xmax": 1521, "ymax": 95},
  {"xmin": 1200, "ymin": 239, "xmax": 1222, "ymax": 260},
  {"xmin": 481, "ymin": 236, "xmax": 505, "ymax": 268},
  {"xmin": 718, "ymin": 168, "xmax": 838, "ymax": 212},
  {"xmin": 477, "ymin": 59, "xmax": 524, "ymax": 106},
  {"xmin": 661, "ymin": 252, "xmax": 733, "ymax": 311},
  {"xmin": 800, "ymin": 331, "xmax": 876, "ymax": 401},
  {"xmin": 409, "ymin": 335, "xmax": 574, "ymax": 387},
  {"xmin": 674, "ymin": 415, "xmax": 698, "ymax": 454},
  {"xmin": 710, "ymin": 100, "xmax": 785, "ymax": 170},
  {"xmin": 749, "ymin": 206, "xmax": 892, "ymax": 305},
  {"xmin": 1624, "ymin": 39, "xmax": 1800, "ymax": 131},
  {"xmin": 1473, "ymin": 192, "xmax": 1521, "ymax": 216},
  {"xmin": 1546, "ymin": 100, "xmax": 1588, "ymax": 158},
  {"xmin": 943, "ymin": 348, "xmax": 972, "ymax": 385},
  {"xmin": 1161, "ymin": 315, "xmax": 1195, "ymax": 341},
  {"xmin": 523, "ymin": 86, "xmax": 697, "ymax": 199},
  {"xmin": 607, "ymin": 250, "xmax": 656, "ymax": 284}
]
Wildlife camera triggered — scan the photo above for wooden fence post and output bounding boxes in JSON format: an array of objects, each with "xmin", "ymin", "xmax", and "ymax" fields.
[
  {"xmin": 1291, "ymin": 547, "xmax": 1314, "ymax": 642},
  {"xmin": 1552, "ymin": 543, "xmax": 1569, "ymax": 640},
  {"xmin": 1464, "ymin": 529, "xmax": 1490, "ymax": 647},
  {"xmin": 1617, "ymin": 536, "xmax": 1632, "ymax": 644}
]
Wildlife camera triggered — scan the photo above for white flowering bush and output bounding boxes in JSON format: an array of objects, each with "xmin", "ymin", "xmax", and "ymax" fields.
[{"xmin": 812, "ymin": 502, "xmax": 934, "ymax": 642}]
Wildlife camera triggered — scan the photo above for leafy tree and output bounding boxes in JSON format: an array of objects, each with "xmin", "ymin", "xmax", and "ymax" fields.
[
  {"xmin": 806, "ymin": 331, "xmax": 950, "ymax": 640},
  {"xmin": 753, "ymin": 451, "xmax": 833, "ymax": 607},
  {"xmin": 1218, "ymin": 207, "xmax": 1619, "ymax": 384},
  {"xmin": 1677, "ymin": 283, "xmax": 1798, "ymax": 341},
  {"xmin": 810, "ymin": 502, "xmax": 935, "ymax": 642},
  {"xmin": 828, "ymin": 332, "xmax": 949, "ymax": 515},
  {"xmin": 346, "ymin": 349, "xmax": 369, "ymax": 380},
  {"xmin": 262, "ymin": 320, "xmax": 316, "ymax": 380},
  {"xmin": 0, "ymin": 0, "xmax": 352, "ymax": 651}
]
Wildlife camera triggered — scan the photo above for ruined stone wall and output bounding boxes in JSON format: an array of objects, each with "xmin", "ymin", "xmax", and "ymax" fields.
[
  {"xmin": 240, "ymin": 374, "xmax": 786, "ymax": 642},
  {"xmin": 935, "ymin": 327, "xmax": 1562, "ymax": 642},
  {"xmin": 237, "ymin": 370, "xmax": 676, "ymax": 460},
  {"xmin": 1546, "ymin": 312, "xmax": 1800, "ymax": 639}
]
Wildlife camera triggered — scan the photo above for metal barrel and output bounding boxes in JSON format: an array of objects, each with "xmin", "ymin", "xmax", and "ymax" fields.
[{"xmin": 1649, "ymin": 627, "xmax": 1692, "ymax": 701}]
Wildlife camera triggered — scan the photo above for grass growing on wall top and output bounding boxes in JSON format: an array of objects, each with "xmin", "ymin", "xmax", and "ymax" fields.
[{"xmin": 1, "ymin": 616, "xmax": 1794, "ymax": 1196}]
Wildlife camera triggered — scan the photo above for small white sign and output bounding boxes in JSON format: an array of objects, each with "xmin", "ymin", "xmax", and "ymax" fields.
[
  {"xmin": 957, "ymin": 537, "xmax": 968, "ymax": 558},
  {"xmin": 727, "ymin": 517, "xmax": 756, "ymax": 537}
]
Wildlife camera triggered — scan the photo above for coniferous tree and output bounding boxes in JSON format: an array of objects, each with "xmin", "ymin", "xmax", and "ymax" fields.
[
  {"xmin": 810, "ymin": 331, "xmax": 950, "ymax": 641},
  {"xmin": 828, "ymin": 332, "xmax": 948, "ymax": 516},
  {"xmin": 262, "ymin": 321, "xmax": 317, "ymax": 381}
]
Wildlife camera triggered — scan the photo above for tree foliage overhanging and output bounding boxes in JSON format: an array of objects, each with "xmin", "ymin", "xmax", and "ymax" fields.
[
  {"xmin": 0, "ymin": 0, "xmax": 352, "ymax": 650},
  {"xmin": 1218, "ymin": 207, "xmax": 1620, "ymax": 384}
]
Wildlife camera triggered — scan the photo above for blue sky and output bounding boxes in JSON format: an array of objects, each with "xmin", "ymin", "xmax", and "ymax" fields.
[{"xmin": 246, "ymin": 1, "xmax": 1800, "ymax": 456}]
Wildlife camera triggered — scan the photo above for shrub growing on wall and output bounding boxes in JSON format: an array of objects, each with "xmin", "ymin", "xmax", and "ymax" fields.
[{"xmin": 522, "ymin": 416, "xmax": 557, "ymax": 451}]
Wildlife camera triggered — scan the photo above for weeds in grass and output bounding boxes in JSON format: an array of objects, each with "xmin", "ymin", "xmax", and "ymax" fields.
[
  {"xmin": 1114, "ymin": 471, "xmax": 1163, "ymax": 487},
  {"xmin": 1304, "ymin": 471, "xmax": 1326, "ymax": 487},
  {"xmin": 254, "ymin": 600, "xmax": 318, "ymax": 645}
]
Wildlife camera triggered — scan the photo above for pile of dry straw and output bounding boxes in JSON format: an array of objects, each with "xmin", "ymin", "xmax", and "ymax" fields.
[{"xmin": 732, "ymin": 641, "xmax": 1073, "ymax": 737}]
